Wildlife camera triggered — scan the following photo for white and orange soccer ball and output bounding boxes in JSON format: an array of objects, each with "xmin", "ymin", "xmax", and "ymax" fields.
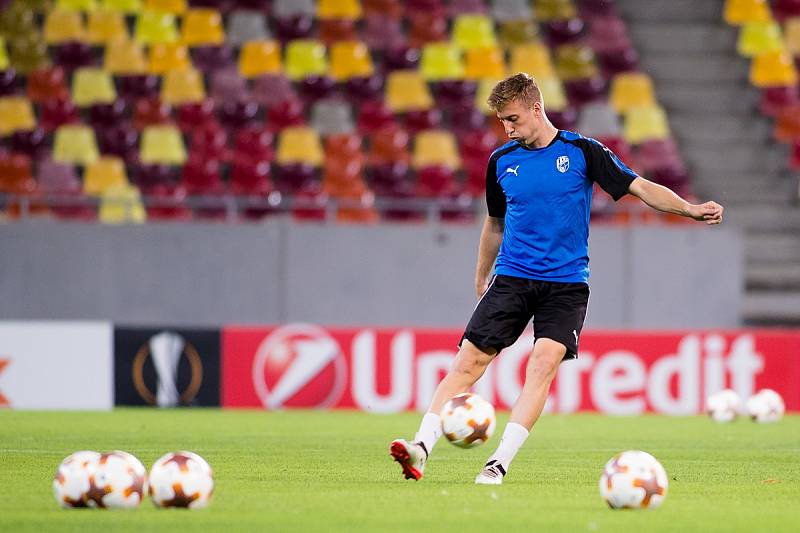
[
  {"xmin": 600, "ymin": 450, "xmax": 669, "ymax": 510},
  {"xmin": 746, "ymin": 388, "xmax": 785, "ymax": 423},
  {"xmin": 706, "ymin": 388, "xmax": 742, "ymax": 423},
  {"xmin": 440, "ymin": 392, "xmax": 496, "ymax": 448},
  {"xmin": 86, "ymin": 451, "xmax": 147, "ymax": 509},
  {"xmin": 53, "ymin": 451, "xmax": 101, "ymax": 508},
  {"xmin": 148, "ymin": 451, "xmax": 214, "ymax": 509}
]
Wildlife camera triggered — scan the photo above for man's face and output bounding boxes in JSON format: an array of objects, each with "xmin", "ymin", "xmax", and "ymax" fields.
[{"xmin": 496, "ymin": 99, "xmax": 540, "ymax": 145}]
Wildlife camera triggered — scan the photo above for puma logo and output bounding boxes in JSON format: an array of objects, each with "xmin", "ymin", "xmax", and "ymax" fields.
[{"xmin": 505, "ymin": 165, "xmax": 519, "ymax": 176}]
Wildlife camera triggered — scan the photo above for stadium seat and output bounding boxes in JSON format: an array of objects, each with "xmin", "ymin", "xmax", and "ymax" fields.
[
  {"xmin": 367, "ymin": 126, "xmax": 411, "ymax": 165},
  {"xmin": 576, "ymin": 102, "xmax": 622, "ymax": 138},
  {"xmin": 53, "ymin": 124, "xmax": 100, "ymax": 165},
  {"xmin": 181, "ymin": 9, "xmax": 225, "ymax": 46},
  {"xmin": 209, "ymin": 68, "xmax": 250, "ymax": 102},
  {"xmin": 98, "ymin": 183, "xmax": 147, "ymax": 223},
  {"xmin": 356, "ymin": 100, "xmax": 396, "ymax": 133},
  {"xmin": 491, "ymin": 0, "xmax": 533, "ymax": 22},
  {"xmin": 10, "ymin": 128, "xmax": 48, "ymax": 159},
  {"xmin": 219, "ymin": 100, "xmax": 259, "ymax": 129},
  {"xmin": 319, "ymin": 19, "xmax": 359, "ymax": 45},
  {"xmin": 148, "ymin": 43, "xmax": 191, "ymax": 74},
  {"xmin": 134, "ymin": 11, "xmax": 179, "ymax": 44},
  {"xmin": 0, "ymin": 38, "xmax": 7, "ymax": 70},
  {"xmin": 97, "ymin": 124, "xmax": 139, "ymax": 162},
  {"xmin": 104, "ymin": 39, "xmax": 148, "ymax": 74},
  {"xmin": 383, "ymin": 46, "xmax": 421, "ymax": 71},
  {"xmin": 273, "ymin": 0, "xmax": 315, "ymax": 18},
  {"xmin": 252, "ymin": 75, "xmax": 297, "ymax": 108},
  {"xmin": 783, "ymin": 16, "xmax": 800, "ymax": 55},
  {"xmin": 412, "ymin": 130, "xmax": 461, "ymax": 170},
  {"xmin": 448, "ymin": 0, "xmax": 487, "ymax": 16},
  {"xmin": 161, "ymin": 69, "xmax": 206, "ymax": 104},
  {"xmin": 0, "ymin": 152, "xmax": 34, "ymax": 194},
  {"xmin": 57, "ymin": 0, "xmax": 98, "ymax": 10},
  {"xmin": 227, "ymin": 11, "xmax": 269, "ymax": 46},
  {"xmin": 276, "ymin": 126, "xmax": 324, "ymax": 166},
  {"xmin": 234, "ymin": 126, "xmax": 275, "ymax": 162},
  {"xmin": 343, "ymin": 73, "xmax": 384, "ymax": 103},
  {"xmin": 737, "ymin": 21, "xmax": 784, "ymax": 56},
  {"xmin": 385, "ymin": 70, "xmax": 433, "ymax": 112},
  {"xmin": 510, "ymin": 43, "xmax": 556, "ymax": 78},
  {"xmin": 266, "ymin": 98, "xmax": 306, "ymax": 130},
  {"xmin": 72, "ymin": 68, "xmax": 117, "ymax": 106},
  {"xmin": 44, "ymin": 9, "xmax": 86, "ymax": 44},
  {"xmin": 774, "ymin": 0, "xmax": 800, "ymax": 20},
  {"xmin": 773, "ymin": 103, "xmax": 800, "ymax": 141},
  {"xmin": 177, "ymin": 100, "xmax": 217, "ymax": 131},
  {"xmin": 318, "ymin": 0, "xmax": 362, "ymax": 19},
  {"xmin": 759, "ymin": 85, "xmax": 799, "ymax": 116},
  {"xmin": 0, "ymin": 96, "xmax": 36, "ymax": 135},
  {"xmin": 117, "ymin": 74, "xmax": 160, "ymax": 102},
  {"xmin": 8, "ymin": 34, "xmax": 49, "ymax": 74},
  {"xmin": 420, "ymin": 42, "xmax": 465, "ymax": 81},
  {"xmin": 324, "ymin": 132, "xmax": 363, "ymax": 162},
  {"xmin": 363, "ymin": 15, "xmax": 406, "ymax": 51},
  {"xmin": 723, "ymin": 0, "xmax": 772, "ymax": 25},
  {"xmin": 54, "ymin": 41, "xmax": 96, "ymax": 73},
  {"xmin": 132, "ymin": 161, "xmax": 175, "ymax": 191},
  {"xmin": 274, "ymin": 14, "xmax": 315, "ymax": 42},
  {"xmin": 403, "ymin": 108, "xmax": 443, "ymax": 133},
  {"xmin": 102, "ymin": 0, "xmax": 143, "ymax": 12},
  {"xmin": 40, "ymin": 99, "xmax": 80, "ymax": 131},
  {"xmin": 84, "ymin": 156, "xmax": 129, "ymax": 196},
  {"xmin": 415, "ymin": 165, "xmax": 460, "ymax": 199},
  {"xmin": 587, "ymin": 15, "xmax": 631, "ymax": 56},
  {"xmin": 89, "ymin": 100, "xmax": 128, "ymax": 129},
  {"xmin": 230, "ymin": 156, "xmax": 273, "ymax": 196},
  {"xmin": 142, "ymin": 181, "xmax": 192, "ymax": 221},
  {"xmin": 498, "ymin": 19, "xmax": 539, "ymax": 47},
  {"xmin": 564, "ymin": 75, "xmax": 606, "ymax": 106},
  {"xmin": 144, "ymin": 0, "xmax": 187, "ymax": 14},
  {"xmin": 535, "ymin": 0, "xmax": 577, "ymax": 21},
  {"xmin": 452, "ymin": 14, "xmax": 498, "ymax": 49},
  {"xmin": 239, "ymin": 40, "xmax": 282, "ymax": 78},
  {"xmin": 27, "ymin": 67, "xmax": 70, "ymax": 103},
  {"xmin": 285, "ymin": 39, "xmax": 328, "ymax": 80},
  {"xmin": 133, "ymin": 97, "xmax": 172, "ymax": 129},
  {"xmin": 609, "ymin": 72, "xmax": 657, "ymax": 114},
  {"xmin": 311, "ymin": 100, "xmax": 355, "ymax": 136},
  {"xmin": 87, "ymin": 8, "xmax": 129, "ymax": 44},
  {"xmin": 623, "ymin": 105, "xmax": 670, "ymax": 145},
  {"xmin": 750, "ymin": 50, "xmax": 798, "ymax": 86},
  {"xmin": 140, "ymin": 124, "xmax": 187, "ymax": 164},
  {"xmin": 408, "ymin": 13, "xmax": 448, "ymax": 47},
  {"xmin": 181, "ymin": 155, "xmax": 226, "ymax": 196},
  {"xmin": 449, "ymin": 103, "xmax": 487, "ymax": 137},
  {"xmin": 36, "ymin": 158, "xmax": 93, "ymax": 220},
  {"xmin": 464, "ymin": 47, "xmax": 506, "ymax": 80},
  {"xmin": 192, "ymin": 44, "xmax": 235, "ymax": 73},
  {"xmin": 330, "ymin": 41, "xmax": 374, "ymax": 80},
  {"xmin": 555, "ymin": 44, "xmax": 599, "ymax": 81}
]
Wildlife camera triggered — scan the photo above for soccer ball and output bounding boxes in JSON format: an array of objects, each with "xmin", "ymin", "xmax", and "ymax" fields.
[
  {"xmin": 53, "ymin": 451, "xmax": 100, "ymax": 508},
  {"xmin": 86, "ymin": 451, "xmax": 147, "ymax": 509},
  {"xmin": 706, "ymin": 389, "xmax": 741, "ymax": 423},
  {"xmin": 148, "ymin": 451, "xmax": 214, "ymax": 509},
  {"xmin": 599, "ymin": 451, "xmax": 669, "ymax": 510},
  {"xmin": 440, "ymin": 392, "xmax": 496, "ymax": 448},
  {"xmin": 746, "ymin": 389, "xmax": 785, "ymax": 423}
]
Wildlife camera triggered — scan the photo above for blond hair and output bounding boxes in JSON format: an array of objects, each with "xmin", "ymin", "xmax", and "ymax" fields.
[{"xmin": 486, "ymin": 73, "xmax": 542, "ymax": 111}]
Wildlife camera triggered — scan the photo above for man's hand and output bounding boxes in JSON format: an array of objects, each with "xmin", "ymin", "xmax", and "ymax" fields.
[{"xmin": 686, "ymin": 201, "xmax": 724, "ymax": 225}]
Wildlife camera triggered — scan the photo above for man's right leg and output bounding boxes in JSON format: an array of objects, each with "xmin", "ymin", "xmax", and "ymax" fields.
[{"xmin": 390, "ymin": 340, "xmax": 495, "ymax": 480}]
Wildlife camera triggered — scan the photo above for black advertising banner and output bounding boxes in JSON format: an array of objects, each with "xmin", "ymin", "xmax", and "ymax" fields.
[{"xmin": 114, "ymin": 328, "xmax": 221, "ymax": 407}]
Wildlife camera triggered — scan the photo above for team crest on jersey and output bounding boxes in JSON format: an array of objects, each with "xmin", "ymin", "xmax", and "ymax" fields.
[{"xmin": 556, "ymin": 155, "xmax": 570, "ymax": 173}]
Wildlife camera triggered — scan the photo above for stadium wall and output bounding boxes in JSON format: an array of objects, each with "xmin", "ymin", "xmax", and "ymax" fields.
[{"xmin": 0, "ymin": 222, "xmax": 742, "ymax": 328}]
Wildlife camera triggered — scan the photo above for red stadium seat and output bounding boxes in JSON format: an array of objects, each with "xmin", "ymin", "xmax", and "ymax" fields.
[
  {"xmin": 89, "ymin": 100, "xmax": 129, "ymax": 130},
  {"xmin": 368, "ymin": 126, "xmax": 411, "ymax": 165},
  {"xmin": 27, "ymin": 66, "xmax": 69, "ymax": 103},
  {"xmin": 177, "ymin": 100, "xmax": 218, "ymax": 132},
  {"xmin": 234, "ymin": 126, "xmax": 275, "ymax": 163},
  {"xmin": 117, "ymin": 75, "xmax": 161, "ymax": 103},
  {"xmin": 10, "ymin": 128, "xmax": 49, "ymax": 159},
  {"xmin": 98, "ymin": 125, "xmax": 140, "ymax": 164},
  {"xmin": 190, "ymin": 126, "xmax": 230, "ymax": 162},
  {"xmin": 40, "ymin": 98, "xmax": 80, "ymax": 132},
  {"xmin": 356, "ymin": 101, "xmax": 397, "ymax": 134},
  {"xmin": 133, "ymin": 97, "xmax": 173, "ymax": 129},
  {"xmin": 266, "ymin": 98, "xmax": 306, "ymax": 130},
  {"xmin": 0, "ymin": 69, "xmax": 18, "ymax": 96}
]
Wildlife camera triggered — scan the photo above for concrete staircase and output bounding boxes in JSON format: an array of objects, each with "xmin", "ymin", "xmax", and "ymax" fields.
[{"xmin": 617, "ymin": 0, "xmax": 800, "ymax": 325}]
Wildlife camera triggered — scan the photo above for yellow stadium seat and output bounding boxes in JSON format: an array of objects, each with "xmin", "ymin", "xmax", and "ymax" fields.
[
  {"xmin": 499, "ymin": 20, "xmax": 539, "ymax": 47},
  {"xmin": 0, "ymin": 38, "xmax": 8, "ymax": 70},
  {"xmin": 72, "ymin": 67, "xmax": 117, "ymax": 106},
  {"xmin": 555, "ymin": 44, "xmax": 598, "ymax": 81},
  {"xmin": 623, "ymin": 105, "xmax": 670, "ymax": 145},
  {"xmin": 87, "ymin": 8, "xmax": 128, "ymax": 44},
  {"xmin": 134, "ymin": 10, "xmax": 178, "ymax": 43},
  {"xmin": 144, "ymin": 0, "xmax": 186, "ymax": 14},
  {"xmin": 737, "ymin": 21, "xmax": 784, "ymax": 56},
  {"xmin": 0, "ymin": 96, "xmax": 36, "ymax": 135},
  {"xmin": 420, "ymin": 42, "xmax": 464, "ymax": 81},
  {"xmin": 412, "ymin": 130, "xmax": 461, "ymax": 170},
  {"xmin": 318, "ymin": 0, "xmax": 362, "ymax": 20},
  {"xmin": 104, "ymin": 38, "xmax": 147, "ymax": 74},
  {"xmin": 535, "ymin": 0, "xmax": 577, "ymax": 21},
  {"xmin": 784, "ymin": 17, "xmax": 800, "ymax": 55},
  {"xmin": 276, "ymin": 126, "xmax": 324, "ymax": 167},
  {"xmin": 161, "ymin": 69, "xmax": 205, "ymax": 104},
  {"xmin": 464, "ymin": 47, "xmax": 506, "ymax": 80},
  {"xmin": 140, "ymin": 124, "xmax": 187, "ymax": 164},
  {"xmin": 44, "ymin": 9, "xmax": 86, "ymax": 44},
  {"xmin": 285, "ymin": 39, "xmax": 328, "ymax": 80},
  {"xmin": 7, "ymin": 36, "xmax": 49, "ymax": 74},
  {"xmin": 53, "ymin": 124, "xmax": 99, "ymax": 166},
  {"xmin": 329, "ymin": 40, "xmax": 373, "ymax": 80},
  {"xmin": 99, "ymin": 183, "xmax": 146, "ymax": 224},
  {"xmin": 475, "ymin": 77, "xmax": 502, "ymax": 114},
  {"xmin": 538, "ymin": 76, "xmax": 567, "ymax": 112},
  {"xmin": 83, "ymin": 156, "xmax": 129, "ymax": 196},
  {"xmin": 609, "ymin": 72, "xmax": 656, "ymax": 114},
  {"xmin": 385, "ymin": 70, "xmax": 433, "ymax": 112},
  {"xmin": 102, "ymin": 0, "xmax": 142, "ymax": 13},
  {"xmin": 510, "ymin": 42, "xmax": 555, "ymax": 78},
  {"xmin": 149, "ymin": 42, "xmax": 191, "ymax": 73},
  {"xmin": 724, "ymin": 0, "xmax": 772, "ymax": 25},
  {"xmin": 181, "ymin": 8, "xmax": 224, "ymax": 46},
  {"xmin": 56, "ymin": 0, "xmax": 97, "ymax": 11},
  {"xmin": 452, "ymin": 14, "xmax": 497, "ymax": 49},
  {"xmin": 750, "ymin": 50, "xmax": 798, "ymax": 86},
  {"xmin": 239, "ymin": 40, "xmax": 282, "ymax": 78}
]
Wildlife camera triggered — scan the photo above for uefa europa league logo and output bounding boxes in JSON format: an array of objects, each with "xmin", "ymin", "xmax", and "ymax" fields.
[{"xmin": 149, "ymin": 331, "xmax": 185, "ymax": 408}]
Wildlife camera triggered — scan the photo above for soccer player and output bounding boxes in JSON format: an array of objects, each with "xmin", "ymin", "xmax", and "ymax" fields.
[{"xmin": 390, "ymin": 72, "xmax": 724, "ymax": 484}]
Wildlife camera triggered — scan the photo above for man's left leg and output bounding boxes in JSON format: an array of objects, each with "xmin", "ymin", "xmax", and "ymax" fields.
[{"xmin": 475, "ymin": 338, "xmax": 565, "ymax": 485}]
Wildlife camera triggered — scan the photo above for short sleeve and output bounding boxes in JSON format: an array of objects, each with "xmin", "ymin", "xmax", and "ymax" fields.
[
  {"xmin": 579, "ymin": 139, "xmax": 638, "ymax": 201},
  {"xmin": 485, "ymin": 156, "xmax": 507, "ymax": 217}
]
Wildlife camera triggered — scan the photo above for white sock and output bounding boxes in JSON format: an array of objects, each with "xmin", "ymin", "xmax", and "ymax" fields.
[
  {"xmin": 413, "ymin": 413, "xmax": 442, "ymax": 457},
  {"xmin": 485, "ymin": 422, "xmax": 530, "ymax": 473}
]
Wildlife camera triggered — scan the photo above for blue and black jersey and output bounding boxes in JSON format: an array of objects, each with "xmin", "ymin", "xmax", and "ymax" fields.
[{"xmin": 486, "ymin": 130, "xmax": 638, "ymax": 284}]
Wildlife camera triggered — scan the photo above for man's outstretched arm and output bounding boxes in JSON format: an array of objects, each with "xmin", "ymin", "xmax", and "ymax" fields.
[
  {"xmin": 628, "ymin": 177, "xmax": 724, "ymax": 225},
  {"xmin": 475, "ymin": 215, "xmax": 504, "ymax": 297}
]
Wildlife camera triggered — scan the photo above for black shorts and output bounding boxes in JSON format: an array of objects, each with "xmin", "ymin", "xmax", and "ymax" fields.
[{"xmin": 461, "ymin": 274, "xmax": 590, "ymax": 359}]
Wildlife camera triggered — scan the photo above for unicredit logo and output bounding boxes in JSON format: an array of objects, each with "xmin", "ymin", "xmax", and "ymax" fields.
[{"xmin": 252, "ymin": 324, "xmax": 347, "ymax": 409}]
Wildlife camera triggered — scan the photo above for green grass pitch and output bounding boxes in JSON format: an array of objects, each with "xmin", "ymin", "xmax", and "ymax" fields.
[{"xmin": 0, "ymin": 409, "xmax": 798, "ymax": 532}]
